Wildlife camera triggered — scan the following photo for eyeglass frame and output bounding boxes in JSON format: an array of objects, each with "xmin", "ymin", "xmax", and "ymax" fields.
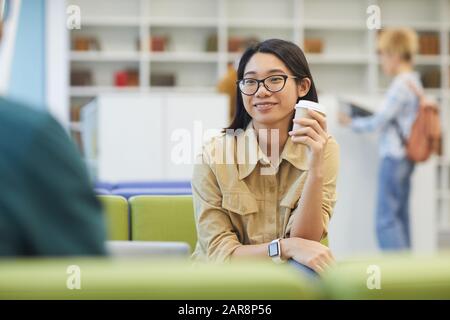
[{"xmin": 236, "ymin": 74, "xmax": 299, "ymax": 96}]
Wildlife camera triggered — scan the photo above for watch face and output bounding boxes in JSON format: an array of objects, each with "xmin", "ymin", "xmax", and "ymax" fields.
[{"xmin": 268, "ymin": 242, "xmax": 279, "ymax": 257}]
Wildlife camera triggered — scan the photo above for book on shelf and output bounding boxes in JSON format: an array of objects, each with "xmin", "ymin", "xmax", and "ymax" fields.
[
  {"xmin": 151, "ymin": 36, "xmax": 168, "ymax": 52},
  {"xmin": 304, "ymin": 38, "xmax": 324, "ymax": 54},
  {"xmin": 115, "ymin": 70, "xmax": 139, "ymax": 87},
  {"xmin": 150, "ymin": 73, "xmax": 176, "ymax": 87},
  {"xmin": 418, "ymin": 33, "xmax": 440, "ymax": 55},
  {"xmin": 72, "ymin": 36, "xmax": 101, "ymax": 51}
]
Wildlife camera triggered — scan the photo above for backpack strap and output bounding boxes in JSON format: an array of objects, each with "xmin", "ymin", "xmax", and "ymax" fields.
[
  {"xmin": 392, "ymin": 119, "xmax": 407, "ymax": 147},
  {"xmin": 406, "ymin": 79, "xmax": 426, "ymax": 106},
  {"xmin": 390, "ymin": 77, "xmax": 422, "ymax": 147}
]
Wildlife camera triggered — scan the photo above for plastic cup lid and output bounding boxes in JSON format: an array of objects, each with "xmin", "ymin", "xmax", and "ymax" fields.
[{"xmin": 295, "ymin": 100, "xmax": 326, "ymax": 115}]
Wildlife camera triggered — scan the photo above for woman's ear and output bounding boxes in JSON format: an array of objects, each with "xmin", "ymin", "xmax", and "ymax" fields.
[{"xmin": 297, "ymin": 78, "xmax": 311, "ymax": 98}]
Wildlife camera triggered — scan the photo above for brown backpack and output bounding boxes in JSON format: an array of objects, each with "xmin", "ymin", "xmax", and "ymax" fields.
[{"xmin": 394, "ymin": 81, "xmax": 442, "ymax": 162}]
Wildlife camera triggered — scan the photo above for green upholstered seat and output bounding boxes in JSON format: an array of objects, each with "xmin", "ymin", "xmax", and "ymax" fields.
[
  {"xmin": 128, "ymin": 195, "xmax": 328, "ymax": 253},
  {"xmin": 129, "ymin": 196, "xmax": 197, "ymax": 252},
  {"xmin": 2, "ymin": 254, "xmax": 450, "ymax": 299},
  {"xmin": 0, "ymin": 259, "xmax": 320, "ymax": 300},
  {"xmin": 321, "ymin": 253, "xmax": 450, "ymax": 299},
  {"xmin": 97, "ymin": 195, "xmax": 129, "ymax": 241}
]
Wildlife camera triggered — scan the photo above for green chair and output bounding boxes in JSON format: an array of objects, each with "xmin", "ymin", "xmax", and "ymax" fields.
[
  {"xmin": 97, "ymin": 195, "xmax": 129, "ymax": 241},
  {"xmin": 321, "ymin": 253, "xmax": 450, "ymax": 299},
  {"xmin": 0, "ymin": 259, "xmax": 321, "ymax": 300},
  {"xmin": 129, "ymin": 196, "xmax": 197, "ymax": 252}
]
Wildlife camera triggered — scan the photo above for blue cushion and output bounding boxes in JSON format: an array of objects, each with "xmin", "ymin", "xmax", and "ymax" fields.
[
  {"xmin": 111, "ymin": 188, "xmax": 192, "ymax": 199},
  {"xmin": 115, "ymin": 181, "xmax": 192, "ymax": 189},
  {"xmin": 94, "ymin": 188, "xmax": 112, "ymax": 195},
  {"xmin": 94, "ymin": 182, "xmax": 116, "ymax": 191}
]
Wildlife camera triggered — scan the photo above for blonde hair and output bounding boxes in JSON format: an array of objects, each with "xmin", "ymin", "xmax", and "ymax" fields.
[{"xmin": 378, "ymin": 28, "xmax": 419, "ymax": 61}]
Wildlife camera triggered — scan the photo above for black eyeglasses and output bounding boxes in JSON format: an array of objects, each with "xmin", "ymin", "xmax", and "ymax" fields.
[{"xmin": 236, "ymin": 74, "xmax": 298, "ymax": 96}]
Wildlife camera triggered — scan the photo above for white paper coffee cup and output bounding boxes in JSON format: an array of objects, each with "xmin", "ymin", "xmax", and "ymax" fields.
[{"xmin": 293, "ymin": 100, "xmax": 327, "ymax": 131}]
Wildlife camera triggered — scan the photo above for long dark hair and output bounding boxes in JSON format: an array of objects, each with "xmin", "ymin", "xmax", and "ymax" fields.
[{"xmin": 225, "ymin": 39, "xmax": 318, "ymax": 132}]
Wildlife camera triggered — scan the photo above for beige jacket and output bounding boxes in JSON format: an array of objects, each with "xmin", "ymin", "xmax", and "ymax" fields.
[{"xmin": 191, "ymin": 121, "xmax": 339, "ymax": 263}]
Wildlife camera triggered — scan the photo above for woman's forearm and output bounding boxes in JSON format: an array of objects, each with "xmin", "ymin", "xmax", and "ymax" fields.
[
  {"xmin": 230, "ymin": 243, "xmax": 271, "ymax": 261},
  {"xmin": 230, "ymin": 238, "xmax": 334, "ymax": 275},
  {"xmin": 230, "ymin": 239, "xmax": 292, "ymax": 262},
  {"xmin": 289, "ymin": 171, "xmax": 324, "ymax": 241}
]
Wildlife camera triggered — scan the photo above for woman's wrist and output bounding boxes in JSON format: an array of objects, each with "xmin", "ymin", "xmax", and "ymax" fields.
[
  {"xmin": 280, "ymin": 238, "xmax": 294, "ymax": 261},
  {"xmin": 307, "ymin": 161, "xmax": 324, "ymax": 180}
]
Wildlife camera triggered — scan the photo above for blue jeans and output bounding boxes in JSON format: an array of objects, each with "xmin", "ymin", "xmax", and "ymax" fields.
[
  {"xmin": 287, "ymin": 259, "xmax": 318, "ymax": 279},
  {"xmin": 376, "ymin": 156, "xmax": 415, "ymax": 251}
]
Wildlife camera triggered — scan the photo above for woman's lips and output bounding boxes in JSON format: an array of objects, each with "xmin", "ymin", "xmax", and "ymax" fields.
[{"xmin": 254, "ymin": 103, "xmax": 277, "ymax": 112}]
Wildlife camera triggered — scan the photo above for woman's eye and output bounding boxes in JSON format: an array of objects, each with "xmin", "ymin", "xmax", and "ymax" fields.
[
  {"xmin": 244, "ymin": 79, "xmax": 257, "ymax": 85},
  {"xmin": 270, "ymin": 77, "xmax": 283, "ymax": 83}
]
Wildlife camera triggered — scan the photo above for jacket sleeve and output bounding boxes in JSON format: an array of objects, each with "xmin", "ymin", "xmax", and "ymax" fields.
[
  {"xmin": 192, "ymin": 149, "xmax": 242, "ymax": 263},
  {"xmin": 351, "ymin": 79, "xmax": 412, "ymax": 133},
  {"xmin": 284, "ymin": 137, "xmax": 340, "ymax": 240}
]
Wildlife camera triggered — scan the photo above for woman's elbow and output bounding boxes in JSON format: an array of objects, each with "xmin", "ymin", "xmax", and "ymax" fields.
[{"xmin": 289, "ymin": 227, "xmax": 323, "ymax": 242}]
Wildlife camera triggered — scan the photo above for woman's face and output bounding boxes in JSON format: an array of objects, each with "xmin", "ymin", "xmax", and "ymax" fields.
[
  {"xmin": 379, "ymin": 50, "xmax": 401, "ymax": 76},
  {"xmin": 241, "ymin": 52, "xmax": 310, "ymax": 128}
]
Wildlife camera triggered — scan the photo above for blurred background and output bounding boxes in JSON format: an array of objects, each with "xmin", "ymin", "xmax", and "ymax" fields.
[{"xmin": 1, "ymin": 0, "xmax": 449, "ymax": 259}]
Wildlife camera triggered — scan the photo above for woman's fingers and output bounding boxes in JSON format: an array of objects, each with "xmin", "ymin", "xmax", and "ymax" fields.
[
  {"xmin": 308, "ymin": 109, "xmax": 327, "ymax": 132},
  {"xmin": 289, "ymin": 126, "xmax": 327, "ymax": 150},
  {"xmin": 291, "ymin": 238, "xmax": 336, "ymax": 276},
  {"xmin": 328, "ymin": 249, "xmax": 336, "ymax": 262},
  {"xmin": 310, "ymin": 263, "xmax": 324, "ymax": 274},
  {"xmin": 307, "ymin": 257, "xmax": 331, "ymax": 275},
  {"xmin": 290, "ymin": 135, "xmax": 314, "ymax": 147},
  {"xmin": 312, "ymin": 255, "xmax": 334, "ymax": 275},
  {"xmin": 321, "ymin": 255, "xmax": 334, "ymax": 271},
  {"xmin": 293, "ymin": 117, "xmax": 328, "ymax": 140},
  {"xmin": 289, "ymin": 126, "xmax": 322, "ymax": 141}
]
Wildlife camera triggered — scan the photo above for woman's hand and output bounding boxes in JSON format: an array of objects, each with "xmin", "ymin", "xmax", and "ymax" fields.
[
  {"xmin": 281, "ymin": 237, "xmax": 335, "ymax": 274},
  {"xmin": 289, "ymin": 109, "xmax": 329, "ymax": 171}
]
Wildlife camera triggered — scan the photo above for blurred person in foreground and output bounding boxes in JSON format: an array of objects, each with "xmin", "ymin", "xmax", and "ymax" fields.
[
  {"xmin": 0, "ymin": 0, "xmax": 106, "ymax": 256},
  {"xmin": 339, "ymin": 28, "xmax": 422, "ymax": 251}
]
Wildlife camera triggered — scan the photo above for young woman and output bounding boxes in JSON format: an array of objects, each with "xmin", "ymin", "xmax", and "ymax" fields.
[
  {"xmin": 192, "ymin": 39, "xmax": 339, "ymax": 273},
  {"xmin": 339, "ymin": 28, "xmax": 422, "ymax": 251}
]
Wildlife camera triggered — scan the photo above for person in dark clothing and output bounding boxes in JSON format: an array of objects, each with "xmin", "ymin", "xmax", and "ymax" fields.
[{"xmin": 0, "ymin": 0, "xmax": 106, "ymax": 256}]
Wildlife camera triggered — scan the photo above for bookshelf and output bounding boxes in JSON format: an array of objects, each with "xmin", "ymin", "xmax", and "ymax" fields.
[
  {"xmin": 65, "ymin": 0, "xmax": 450, "ymax": 247},
  {"xmin": 67, "ymin": 0, "xmax": 450, "ymax": 93}
]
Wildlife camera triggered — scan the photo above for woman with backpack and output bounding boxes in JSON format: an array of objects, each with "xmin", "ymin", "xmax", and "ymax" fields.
[{"xmin": 339, "ymin": 28, "xmax": 422, "ymax": 251}]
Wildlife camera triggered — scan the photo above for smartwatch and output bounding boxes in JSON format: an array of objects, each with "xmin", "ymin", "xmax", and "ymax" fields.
[{"xmin": 268, "ymin": 238, "xmax": 284, "ymax": 264}]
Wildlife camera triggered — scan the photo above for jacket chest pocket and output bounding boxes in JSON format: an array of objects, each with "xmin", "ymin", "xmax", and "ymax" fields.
[
  {"xmin": 279, "ymin": 177, "xmax": 306, "ymax": 210},
  {"xmin": 222, "ymin": 192, "xmax": 258, "ymax": 215}
]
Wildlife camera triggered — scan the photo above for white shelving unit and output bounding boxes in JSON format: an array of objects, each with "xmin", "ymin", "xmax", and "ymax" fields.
[
  {"xmin": 67, "ymin": 0, "xmax": 450, "ymax": 94},
  {"xmin": 65, "ymin": 0, "xmax": 450, "ymax": 247}
]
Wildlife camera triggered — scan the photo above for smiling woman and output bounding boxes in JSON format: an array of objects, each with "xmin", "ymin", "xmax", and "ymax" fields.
[
  {"xmin": 230, "ymin": 39, "xmax": 318, "ymax": 132},
  {"xmin": 191, "ymin": 39, "xmax": 340, "ymax": 275}
]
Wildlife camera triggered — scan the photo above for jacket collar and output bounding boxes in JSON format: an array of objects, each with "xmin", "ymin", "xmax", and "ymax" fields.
[{"xmin": 237, "ymin": 121, "xmax": 308, "ymax": 180}]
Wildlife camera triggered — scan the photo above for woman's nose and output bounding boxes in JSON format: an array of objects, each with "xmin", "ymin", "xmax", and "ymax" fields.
[{"xmin": 254, "ymin": 82, "xmax": 271, "ymax": 97}]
